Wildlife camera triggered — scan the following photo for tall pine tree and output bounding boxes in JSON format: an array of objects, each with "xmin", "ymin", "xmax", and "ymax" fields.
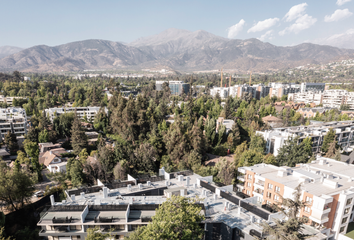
[{"xmin": 70, "ymin": 113, "xmax": 88, "ymax": 155}]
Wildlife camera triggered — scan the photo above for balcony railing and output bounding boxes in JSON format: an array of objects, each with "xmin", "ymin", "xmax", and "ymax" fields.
[{"xmin": 254, "ymin": 181, "xmax": 265, "ymax": 187}]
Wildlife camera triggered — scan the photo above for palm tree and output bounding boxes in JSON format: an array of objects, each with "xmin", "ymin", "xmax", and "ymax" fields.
[{"xmin": 261, "ymin": 184, "xmax": 310, "ymax": 240}]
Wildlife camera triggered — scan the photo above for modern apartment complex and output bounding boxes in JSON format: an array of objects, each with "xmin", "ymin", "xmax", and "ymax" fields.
[
  {"xmin": 156, "ymin": 81, "xmax": 190, "ymax": 95},
  {"xmin": 238, "ymin": 157, "xmax": 354, "ymax": 239},
  {"xmin": 209, "ymin": 82, "xmax": 326, "ymax": 100},
  {"xmin": 45, "ymin": 107, "xmax": 106, "ymax": 122},
  {"xmin": 37, "ymin": 168, "xmax": 329, "ymax": 240},
  {"xmin": 288, "ymin": 90, "xmax": 354, "ymax": 110},
  {"xmin": 0, "ymin": 96, "xmax": 28, "ymax": 106},
  {"xmin": 256, "ymin": 120, "xmax": 354, "ymax": 156},
  {"xmin": 0, "ymin": 107, "xmax": 27, "ymax": 138}
]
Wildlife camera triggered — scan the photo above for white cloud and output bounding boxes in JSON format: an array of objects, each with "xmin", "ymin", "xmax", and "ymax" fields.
[
  {"xmin": 247, "ymin": 18, "xmax": 279, "ymax": 33},
  {"xmin": 311, "ymin": 28, "xmax": 354, "ymax": 49},
  {"xmin": 337, "ymin": 0, "xmax": 351, "ymax": 6},
  {"xmin": 279, "ymin": 14, "xmax": 317, "ymax": 35},
  {"xmin": 258, "ymin": 30, "xmax": 274, "ymax": 41},
  {"xmin": 284, "ymin": 3, "xmax": 308, "ymax": 22},
  {"xmin": 227, "ymin": 19, "xmax": 246, "ymax": 38},
  {"xmin": 324, "ymin": 9, "xmax": 353, "ymax": 22}
]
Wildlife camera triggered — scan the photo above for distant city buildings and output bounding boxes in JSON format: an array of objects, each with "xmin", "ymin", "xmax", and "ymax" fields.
[
  {"xmin": 289, "ymin": 90, "xmax": 354, "ymax": 110},
  {"xmin": 156, "ymin": 81, "xmax": 190, "ymax": 95},
  {"xmin": 256, "ymin": 120, "xmax": 354, "ymax": 156},
  {"xmin": 45, "ymin": 107, "xmax": 106, "ymax": 122},
  {"xmin": 209, "ymin": 82, "xmax": 326, "ymax": 100},
  {"xmin": 0, "ymin": 107, "xmax": 27, "ymax": 139}
]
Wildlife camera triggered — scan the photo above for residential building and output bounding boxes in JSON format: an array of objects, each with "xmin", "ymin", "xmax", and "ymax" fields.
[
  {"xmin": 0, "ymin": 107, "xmax": 27, "ymax": 139},
  {"xmin": 39, "ymin": 148, "xmax": 68, "ymax": 173},
  {"xmin": 297, "ymin": 107, "xmax": 337, "ymax": 118},
  {"xmin": 38, "ymin": 142, "xmax": 62, "ymax": 153},
  {"xmin": 156, "ymin": 81, "xmax": 190, "ymax": 95},
  {"xmin": 38, "ymin": 169, "xmax": 328, "ymax": 240},
  {"xmin": 0, "ymin": 96, "xmax": 28, "ymax": 106},
  {"xmin": 256, "ymin": 120, "xmax": 354, "ymax": 156},
  {"xmin": 45, "ymin": 107, "xmax": 107, "ymax": 122},
  {"xmin": 238, "ymin": 157, "xmax": 354, "ymax": 239},
  {"xmin": 262, "ymin": 115, "xmax": 283, "ymax": 128},
  {"xmin": 288, "ymin": 90, "xmax": 354, "ymax": 110},
  {"xmin": 216, "ymin": 117, "xmax": 235, "ymax": 133},
  {"xmin": 210, "ymin": 84, "xmax": 270, "ymax": 100}
]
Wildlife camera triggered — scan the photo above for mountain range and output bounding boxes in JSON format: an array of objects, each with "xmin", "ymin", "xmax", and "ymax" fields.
[{"xmin": 1, "ymin": 28, "xmax": 354, "ymax": 72}]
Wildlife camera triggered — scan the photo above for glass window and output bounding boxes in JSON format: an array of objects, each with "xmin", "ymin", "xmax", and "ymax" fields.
[
  {"xmin": 248, "ymin": 174, "xmax": 252, "ymax": 180},
  {"xmin": 342, "ymin": 217, "xmax": 348, "ymax": 224},
  {"xmin": 247, "ymin": 182, "xmax": 251, "ymax": 188},
  {"xmin": 268, "ymin": 183, "xmax": 273, "ymax": 189},
  {"xmin": 306, "ymin": 196, "xmax": 312, "ymax": 204},
  {"xmin": 347, "ymin": 198, "xmax": 352, "ymax": 205},
  {"xmin": 345, "ymin": 207, "xmax": 351, "ymax": 215},
  {"xmin": 340, "ymin": 226, "xmax": 346, "ymax": 233},
  {"xmin": 267, "ymin": 192, "xmax": 272, "ymax": 198},
  {"xmin": 275, "ymin": 186, "xmax": 280, "ymax": 193},
  {"xmin": 304, "ymin": 206, "xmax": 311, "ymax": 213},
  {"xmin": 274, "ymin": 195, "xmax": 279, "ymax": 201}
]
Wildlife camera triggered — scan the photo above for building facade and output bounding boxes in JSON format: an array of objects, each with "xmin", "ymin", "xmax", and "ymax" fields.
[
  {"xmin": 156, "ymin": 81, "xmax": 190, "ymax": 95},
  {"xmin": 257, "ymin": 120, "xmax": 354, "ymax": 156},
  {"xmin": 45, "ymin": 107, "xmax": 106, "ymax": 122},
  {"xmin": 238, "ymin": 157, "xmax": 354, "ymax": 239},
  {"xmin": 0, "ymin": 107, "xmax": 27, "ymax": 139}
]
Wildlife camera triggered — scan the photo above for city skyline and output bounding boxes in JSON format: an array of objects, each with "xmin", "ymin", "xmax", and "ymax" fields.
[{"xmin": 1, "ymin": 0, "xmax": 354, "ymax": 49}]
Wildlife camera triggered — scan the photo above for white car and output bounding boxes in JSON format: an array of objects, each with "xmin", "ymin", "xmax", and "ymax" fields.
[{"xmin": 34, "ymin": 190, "xmax": 44, "ymax": 197}]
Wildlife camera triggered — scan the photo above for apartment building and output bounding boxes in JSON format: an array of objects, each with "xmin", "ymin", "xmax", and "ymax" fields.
[
  {"xmin": 210, "ymin": 84, "xmax": 270, "ymax": 100},
  {"xmin": 238, "ymin": 157, "xmax": 354, "ymax": 239},
  {"xmin": 288, "ymin": 90, "xmax": 354, "ymax": 110},
  {"xmin": 156, "ymin": 81, "xmax": 190, "ymax": 95},
  {"xmin": 0, "ymin": 96, "xmax": 28, "ymax": 106},
  {"xmin": 256, "ymin": 120, "xmax": 354, "ymax": 156},
  {"xmin": 297, "ymin": 107, "xmax": 337, "ymax": 118},
  {"xmin": 0, "ymin": 107, "xmax": 27, "ymax": 139},
  {"xmin": 45, "ymin": 107, "xmax": 107, "ymax": 122},
  {"xmin": 38, "ymin": 168, "xmax": 329, "ymax": 240}
]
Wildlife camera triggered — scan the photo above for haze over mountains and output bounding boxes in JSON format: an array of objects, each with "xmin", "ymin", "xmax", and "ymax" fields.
[{"xmin": 1, "ymin": 28, "xmax": 354, "ymax": 72}]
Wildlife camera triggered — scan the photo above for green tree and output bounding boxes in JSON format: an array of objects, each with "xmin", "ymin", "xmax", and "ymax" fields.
[
  {"xmin": 249, "ymin": 134, "xmax": 266, "ymax": 152},
  {"xmin": 0, "ymin": 162, "xmax": 35, "ymax": 211},
  {"xmin": 276, "ymin": 136, "xmax": 311, "ymax": 167},
  {"xmin": 261, "ymin": 184, "xmax": 309, "ymax": 240},
  {"xmin": 128, "ymin": 196, "xmax": 205, "ymax": 240},
  {"xmin": 325, "ymin": 139, "xmax": 338, "ymax": 158},
  {"xmin": 321, "ymin": 128, "xmax": 336, "ymax": 153},
  {"xmin": 4, "ymin": 131, "xmax": 18, "ymax": 153},
  {"xmin": 23, "ymin": 140, "xmax": 39, "ymax": 159},
  {"xmin": 70, "ymin": 114, "xmax": 88, "ymax": 155},
  {"xmin": 70, "ymin": 160, "xmax": 85, "ymax": 187},
  {"xmin": 86, "ymin": 227, "xmax": 110, "ymax": 240},
  {"xmin": 38, "ymin": 129, "xmax": 49, "ymax": 143}
]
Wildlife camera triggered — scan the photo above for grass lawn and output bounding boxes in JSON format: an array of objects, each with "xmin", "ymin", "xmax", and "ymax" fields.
[{"xmin": 346, "ymin": 222, "xmax": 354, "ymax": 239}]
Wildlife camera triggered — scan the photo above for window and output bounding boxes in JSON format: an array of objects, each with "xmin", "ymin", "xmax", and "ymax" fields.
[
  {"xmin": 246, "ymin": 190, "xmax": 250, "ymax": 196},
  {"xmin": 304, "ymin": 206, "xmax": 311, "ymax": 213},
  {"xmin": 306, "ymin": 196, "xmax": 312, "ymax": 204},
  {"xmin": 267, "ymin": 192, "xmax": 272, "ymax": 199},
  {"xmin": 342, "ymin": 217, "xmax": 348, "ymax": 224},
  {"xmin": 247, "ymin": 182, "xmax": 252, "ymax": 188},
  {"xmin": 345, "ymin": 207, "xmax": 351, "ymax": 215},
  {"xmin": 268, "ymin": 183, "xmax": 273, "ymax": 190},
  {"xmin": 340, "ymin": 226, "xmax": 346, "ymax": 233},
  {"xmin": 275, "ymin": 186, "xmax": 280, "ymax": 193},
  {"xmin": 274, "ymin": 195, "xmax": 279, "ymax": 202},
  {"xmin": 347, "ymin": 198, "xmax": 352, "ymax": 205},
  {"xmin": 247, "ymin": 174, "xmax": 252, "ymax": 180}
]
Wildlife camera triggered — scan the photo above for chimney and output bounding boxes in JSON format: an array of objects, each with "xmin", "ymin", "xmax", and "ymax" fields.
[
  {"xmin": 186, "ymin": 177, "xmax": 190, "ymax": 187},
  {"xmin": 103, "ymin": 187, "xmax": 108, "ymax": 198},
  {"xmin": 213, "ymin": 194, "xmax": 217, "ymax": 200},
  {"xmin": 71, "ymin": 195, "xmax": 75, "ymax": 201},
  {"xmin": 50, "ymin": 195, "xmax": 55, "ymax": 206},
  {"xmin": 80, "ymin": 192, "xmax": 85, "ymax": 199}
]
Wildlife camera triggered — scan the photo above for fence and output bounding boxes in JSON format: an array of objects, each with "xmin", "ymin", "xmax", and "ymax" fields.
[
  {"xmin": 67, "ymin": 186, "xmax": 103, "ymax": 196},
  {"xmin": 240, "ymin": 201, "xmax": 270, "ymax": 220},
  {"xmin": 89, "ymin": 205, "xmax": 128, "ymax": 211},
  {"xmin": 137, "ymin": 176, "xmax": 165, "ymax": 184},
  {"xmin": 220, "ymin": 191, "xmax": 240, "ymax": 205},
  {"xmin": 49, "ymin": 205, "xmax": 86, "ymax": 212},
  {"xmin": 106, "ymin": 181, "xmax": 136, "ymax": 189},
  {"xmin": 200, "ymin": 180, "xmax": 216, "ymax": 193}
]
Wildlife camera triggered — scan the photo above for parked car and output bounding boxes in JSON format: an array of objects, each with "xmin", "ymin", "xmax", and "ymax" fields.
[{"xmin": 34, "ymin": 190, "xmax": 44, "ymax": 197}]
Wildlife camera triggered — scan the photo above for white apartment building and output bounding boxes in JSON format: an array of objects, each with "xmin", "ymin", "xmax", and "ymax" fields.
[
  {"xmin": 38, "ymin": 168, "xmax": 329, "ymax": 240},
  {"xmin": 45, "ymin": 107, "xmax": 107, "ymax": 122},
  {"xmin": 0, "ymin": 95, "xmax": 28, "ymax": 106},
  {"xmin": 288, "ymin": 90, "xmax": 354, "ymax": 110},
  {"xmin": 0, "ymin": 107, "xmax": 27, "ymax": 139},
  {"xmin": 238, "ymin": 157, "xmax": 354, "ymax": 239},
  {"xmin": 256, "ymin": 120, "xmax": 354, "ymax": 156}
]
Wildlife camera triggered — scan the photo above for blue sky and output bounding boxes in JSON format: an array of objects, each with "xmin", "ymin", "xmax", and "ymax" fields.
[{"xmin": 1, "ymin": 0, "xmax": 354, "ymax": 48}]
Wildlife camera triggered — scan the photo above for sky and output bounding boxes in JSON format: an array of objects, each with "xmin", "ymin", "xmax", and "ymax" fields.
[{"xmin": 1, "ymin": 0, "xmax": 354, "ymax": 49}]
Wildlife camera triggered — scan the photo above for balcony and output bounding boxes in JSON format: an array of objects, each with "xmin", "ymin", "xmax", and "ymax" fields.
[
  {"xmin": 323, "ymin": 204, "xmax": 331, "ymax": 214},
  {"xmin": 237, "ymin": 176, "xmax": 245, "ymax": 182},
  {"xmin": 253, "ymin": 188, "xmax": 264, "ymax": 198},
  {"xmin": 254, "ymin": 180, "xmax": 265, "ymax": 189},
  {"xmin": 310, "ymin": 213, "xmax": 329, "ymax": 224}
]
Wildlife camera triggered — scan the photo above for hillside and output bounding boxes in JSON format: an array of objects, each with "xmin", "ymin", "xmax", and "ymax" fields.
[{"xmin": 1, "ymin": 29, "xmax": 354, "ymax": 72}]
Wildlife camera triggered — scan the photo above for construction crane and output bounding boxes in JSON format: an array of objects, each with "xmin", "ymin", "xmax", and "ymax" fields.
[
  {"xmin": 220, "ymin": 68, "xmax": 223, "ymax": 88},
  {"xmin": 249, "ymin": 71, "xmax": 252, "ymax": 86},
  {"xmin": 229, "ymin": 76, "xmax": 231, "ymax": 87}
]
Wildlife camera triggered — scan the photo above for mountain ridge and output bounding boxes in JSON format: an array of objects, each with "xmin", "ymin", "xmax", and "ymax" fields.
[{"xmin": 1, "ymin": 28, "xmax": 354, "ymax": 72}]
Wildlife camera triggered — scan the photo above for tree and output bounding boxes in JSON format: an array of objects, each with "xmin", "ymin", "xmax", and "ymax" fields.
[
  {"xmin": 23, "ymin": 140, "xmax": 39, "ymax": 159},
  {"xmin": 325, "ymin": 139, "xmax": 338, "ymax": 158},
  {"xmin": 0, "ymin": 162, "xmax": 35, "ymax": 211},
  {"xmin": 128, "ymin": 196, "xmax": 205, "ymax": 240},
  {"xmin": 261, "ymin": 184, "xmax": 309, "ymax": 240},
  {"xmin": 70, "ymin": 160, "xmax": 85, "ymax": 187},
  {"xmin": 321, "ymin": 128, "xmax": 336, "ymax": 153},
  {"xmin": 38, "ymin": 129, "xmax": 49, "ymax": 143},
  {"xmin": 26, "ymin": 126, "xmax": 38, "ymax": 143},
  {"xmin": 4, "ymin": 131, "xmax": 18, "ymax": 153},
  {"xmin": 276, "ymin": 136, "xmax": 312, "ymax": 167},
  {"xmin": 0, "ymin": 227, "xmax": 13, "ymax": 240},
  {"xmin": 70, "ymin": 114, "xmax": 88, "ymax": 155},
  {"xmin": 86, "ymin": 227, "xmax": 110, "ymax": 240},
  {"xmin": 249, "ymin": 134, "xmax": 266, "ymax": 152}
]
